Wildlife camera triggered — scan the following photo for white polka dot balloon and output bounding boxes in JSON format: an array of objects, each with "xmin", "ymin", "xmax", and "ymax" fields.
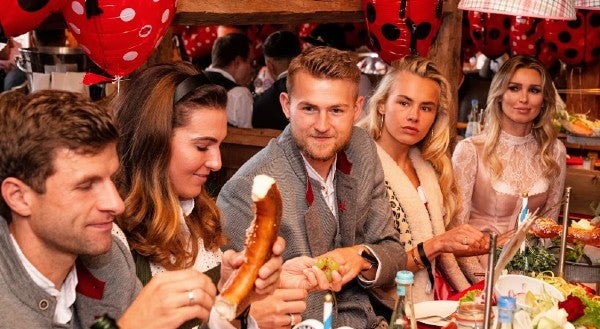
[{"xmin": 62, "ymin": 0, "xmax": 175, "ymax": 77}]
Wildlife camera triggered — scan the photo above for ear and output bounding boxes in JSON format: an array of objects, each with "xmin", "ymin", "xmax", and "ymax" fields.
[
  {"xmin": 1, "ymin": 177, "xmax": 33, "ymax": 217},
  {"xmin": 353, "ymin": 96, "xmax": 365, "ymax": 122},
  {"xmin": 265, "ymin": 58, "xmax": 276, "ymax": 77},
  {"xmin": 280, "ymin": 92, "xmax": 291, "ymax": 119}
]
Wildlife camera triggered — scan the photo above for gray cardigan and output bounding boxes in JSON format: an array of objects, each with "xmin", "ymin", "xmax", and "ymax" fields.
[
  {"xmin": 0, "ymin": 218, "xmax": 141, "ymax": 328},
  {"xmin": 217, "ymin": 126, "xmax": 405, "ymax": 328}
]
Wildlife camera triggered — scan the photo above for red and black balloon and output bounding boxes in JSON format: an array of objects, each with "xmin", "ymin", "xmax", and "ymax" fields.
[
  {"xmin": 363, "ymin": 0, "xmax": 443, "ymax": 64},
  {"xmin": 467, "ymin": 11, "xmax": 511, "ymax": 59},
  {"xmin": 544, "ymin": 10, "xmax": 600, "ymax": 66}
]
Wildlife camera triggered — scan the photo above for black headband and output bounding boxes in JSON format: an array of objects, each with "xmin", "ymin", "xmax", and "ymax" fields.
[{"xmin": 173, "ymin": 73, "xmax": 211, "ymax": 104}]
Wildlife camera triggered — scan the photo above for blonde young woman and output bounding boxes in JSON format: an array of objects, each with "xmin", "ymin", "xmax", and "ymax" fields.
[
  {"xmin": 452, "ymin": 55, "xmax": 566, "ymax": 283},
  {"xmin": 358, "ymin": 56, "xmax": 487, "ymax": 304}
]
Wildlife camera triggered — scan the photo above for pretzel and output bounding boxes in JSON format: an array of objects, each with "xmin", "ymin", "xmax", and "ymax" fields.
[
  {"xmin": 531, "ymin": 217, "xmax": 600, "ymax": 247},
  {"xmin": 214, "ymin": 175, "xmax": 282, "ymax": 320}
]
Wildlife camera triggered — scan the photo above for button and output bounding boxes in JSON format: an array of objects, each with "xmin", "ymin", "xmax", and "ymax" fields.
[{"xmin": 39, "ymin": 299, "xmax": 49, "ymax": 310}]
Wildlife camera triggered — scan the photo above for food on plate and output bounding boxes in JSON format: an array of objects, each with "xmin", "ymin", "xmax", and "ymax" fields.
[
  {"xmin": 531, "ymin": 218, "xmax": 600, "ymax": 247},
  {"xmin": 314, "ymin": 256, "xmax": 340, "ymax": 282},
  {"xmin": 496, "ymin": 245, "xmax": 557, "ymax": 274},
  {"xmin": 214, "ymin": 175, "xmax": 282, "ymax": 320}
]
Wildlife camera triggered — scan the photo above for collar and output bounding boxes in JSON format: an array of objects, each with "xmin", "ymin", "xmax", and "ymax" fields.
[
  {"xmin": 11, "ymin": 234, "xmax": 78, "ymax": 324},
  {"xmin": 276, "ymin": 70, "xmax": 288, "ymax": 80},
  {"xmin": 303, "ymin": 150, "xmax": 353, "ymax": 206},
  {"xmin": 205, "ymin": 66, "xmax": 236, "ymax": 83}
]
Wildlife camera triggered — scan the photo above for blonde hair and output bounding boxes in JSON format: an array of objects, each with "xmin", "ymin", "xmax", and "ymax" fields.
[
  {"xmin": 483, "ymin": 55, "xmax": 560, "ymax": 181},
  {"xmin": 358, "ymin": 55, "xmax": 460, "ymax": 225}
]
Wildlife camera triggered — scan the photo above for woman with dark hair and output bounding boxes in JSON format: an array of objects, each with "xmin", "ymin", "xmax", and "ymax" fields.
[{"xmin": 452, "ymin": 55, "xmax": 566, "ymax": 283}]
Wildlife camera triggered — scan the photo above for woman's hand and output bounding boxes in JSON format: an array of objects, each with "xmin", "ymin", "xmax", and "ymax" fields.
[
  {"xmin": 118, "ymin": 269, "xmax": 216, "ymax": 329},
  {"xmin": 434, "ymin": 224, "xmax": 489, "ymax": 257},
  {"xmin": 219, "ymin": 237, "xmax": 285, "ymax": 313},
  {"xmin": 250, "ymin": 288, "xmax": 308, "ymax": 329}
]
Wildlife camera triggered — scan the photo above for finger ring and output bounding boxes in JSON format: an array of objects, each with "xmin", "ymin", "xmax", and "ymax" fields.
[
  {"xmin": 187, "ymin": 289, "xmax": 195, "ymax": 306},
  {"xmin": 463, "ymin": 236, "xmax": 468, "ymax": 245},
  {"xmin": 289, "ymin": 313, "xmax": 296, "ymax": 327}
]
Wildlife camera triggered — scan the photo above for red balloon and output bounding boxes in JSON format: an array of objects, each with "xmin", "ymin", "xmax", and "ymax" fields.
[
  {"xmin": 468, "ymin": 11, "xmax": 511, "ymax": 59},
  {"xmin": 0, "ymin": 0, "xmax": 67, "ymax": 38},
  {"xmin": 461, "ymin": 14, "xmax": 477, "ymax": 61},
  {"xmin": 63, "ymin": 0, "xmax": 175, "ymax": 77},
  {"xmin": 544, "ymin": 11, "xmax": 586, "ymax": 66},
  {"xmin": 297, "ymin": 22, "xmax": 319, "ymax": 49},
  {"xmin": 584, "ymin": 10, "xmax": 600, "ymax": 66},
  {"xmin": 180, "ymin": 25, "xmax": 218, "ymax": 60},
  {"xmin": 363, "ymin": 0, "xmax": 443, "ymax": 64},
  {"xmin": 510, "ymin": 16, "xmax": 544, "ymax": 56}
]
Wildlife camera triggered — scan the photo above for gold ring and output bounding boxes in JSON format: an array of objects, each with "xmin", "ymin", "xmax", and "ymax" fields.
[
  {"xmin": 187, "ymin": 290, "xmax": 195, "ymax": 306},
  {"xmin": 289, "ymin": 313, "xmax": 296, "ymax": 327},
  {"xmin": 463, "ymin": 236, "xmax": 468, "ymax": 245}
]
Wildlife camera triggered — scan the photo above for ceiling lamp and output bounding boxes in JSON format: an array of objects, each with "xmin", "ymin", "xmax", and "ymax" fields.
[
  {"xmin": 574, "ymin": 0, "xmax": 600, "ymax": 9},
  {"xmin": 458, "ymin": 0, "xmax": 577, "ymax": 20}
]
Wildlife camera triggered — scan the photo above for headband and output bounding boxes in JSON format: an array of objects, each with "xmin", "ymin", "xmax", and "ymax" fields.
[{"xmin": 173, "ymin": 73, "xmax": 211, "ymax": 104}]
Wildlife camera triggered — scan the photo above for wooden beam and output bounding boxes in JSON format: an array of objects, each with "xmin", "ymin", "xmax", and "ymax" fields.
[{"xmin": 174, "ymin": 0, "xmax": 364, "ymax": 26}]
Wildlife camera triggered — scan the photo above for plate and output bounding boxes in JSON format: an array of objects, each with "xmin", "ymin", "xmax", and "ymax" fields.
[
  {"xmin": 414, "ymin": 300, "xmax": 458, "ymax": 327},
  {"xmin": 494, "ymin": 274, "xmax": 564, "ymax": 309}
]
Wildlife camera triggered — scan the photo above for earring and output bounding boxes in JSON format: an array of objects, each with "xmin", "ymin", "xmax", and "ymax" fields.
[{"xmin": 379, "ymin": 113, "xmax": 385, "ymax": 130}]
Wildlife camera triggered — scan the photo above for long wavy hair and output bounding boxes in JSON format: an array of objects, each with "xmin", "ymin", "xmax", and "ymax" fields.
[
  {"xmin": 112, "ymin": 62, "xmax": 227, "ymax": 270},
  {"xmin": 483, "ymin": 55, "xmax": 560, "ymax": 181},
  {"xmin": 358, "ymin": 55, "xmax": 460, "ymax": 225}
]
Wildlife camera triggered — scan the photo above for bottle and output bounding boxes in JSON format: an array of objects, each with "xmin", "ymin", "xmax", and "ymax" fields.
[
  {"xmin": 90, "ymin": 314, "xmax": 119, "ymax": 329},
  {"xmin": 389, "ymin": 270, "xmax": 417, "ymax": 329},
  {"xmin": 465, "ymin": 99, "xmax": 480, "ymax": 138},
  {"xmin": 495, "ymin": 296, "xmax": 516, "ymax": 329}
]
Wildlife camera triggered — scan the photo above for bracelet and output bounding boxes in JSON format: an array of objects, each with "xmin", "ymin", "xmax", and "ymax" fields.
[
  {"xmin": 417, "ymin": 242, "xmax": 434, "ymax": 289},
  {"xmin": 411, "ymin": 247, "xmax": 424, "ymax": 270}
]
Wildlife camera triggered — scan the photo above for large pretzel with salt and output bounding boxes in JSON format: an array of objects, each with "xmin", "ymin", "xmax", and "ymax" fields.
[
  {"xmin": 531, "ymin": 217, "xmax": 600, "ymax": 247},
  {"xmin": 215, "ymin": 174, "xmax": 282, "ymax": 320}
]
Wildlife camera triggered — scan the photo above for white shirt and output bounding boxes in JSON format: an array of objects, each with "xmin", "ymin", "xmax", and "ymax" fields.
[
  {"xmin": 11, "ymin": 234, "xmax": 78, "ymax": 325},
  {"xmin": 302, "ymin": 154, "xmax": 338, "ymax": 218},
  {"xmin": 205, "ymin": 67, "xmax": 253, "ymax": 128}
]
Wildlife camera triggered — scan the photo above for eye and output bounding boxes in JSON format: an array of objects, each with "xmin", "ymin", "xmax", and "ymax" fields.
[
  {"xmin": 331, "ymin": 107, "xmax": 344, "ymax": 115},
  {"xmin": 399, "ymin": 100, "xmax": 409, "ymax": 107},
  {"xmin": 76, "ymin": 180, "xmax": 94, "ymax": 191},
  {"xmin": 196, "ymin": 145, "xmax": 209, "ymax": 152},
  {"xmin": 508, "ymin": 85, "xmax": 520, "ymax": 92},
  {"xmin": 302, "ymin": 105, "xmax": 315, "ymax": 112},
  {"xmin": 421, "ymin": 106, "xmax": 434, "ymax": 112},
  {"xmin": 529, "ymin": 87, "xmax": 541, "ymax": 94}
]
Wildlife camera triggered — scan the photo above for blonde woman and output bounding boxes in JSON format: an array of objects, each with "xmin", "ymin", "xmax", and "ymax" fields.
[
  {"xmin": 358, "ymin": 56, "xmax": 487, "ymax": 304},
  {"xmin": 452, "ymin": 55, "xmax": 566, "ymax": 283}
]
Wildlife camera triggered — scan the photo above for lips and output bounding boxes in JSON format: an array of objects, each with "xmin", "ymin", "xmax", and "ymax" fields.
[
  {"xmin": 88, "ymin": 221, "xmax": 113, "ymax": 230},
  {"xmin": 402, "ymin": 126, "xmax": 419, "ymax": 134}
]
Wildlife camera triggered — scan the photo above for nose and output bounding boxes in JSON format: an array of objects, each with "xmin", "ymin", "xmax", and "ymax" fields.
[
  {"xmin": 314, "ymin": 111, "xmax": 330, "ymax": 132},
  {"xmin": 100, "ymin": 181, "xmax": 125, "ymax": 215},
  {"xmin": 519, "ymin": 91, "xmax": 528, "ymax": 103},
  {"xmin": 406, "ymin": 105, "xmax": 419, "ymax": 122},
  {"xmin": 206, "ymin": 148, "xmax": 222, "ymax": 172}
]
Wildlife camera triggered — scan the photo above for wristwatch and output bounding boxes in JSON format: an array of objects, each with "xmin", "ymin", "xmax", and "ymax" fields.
[{"xmin": 358, "ymin": 246, "xmax": 378, "ymax": 269}]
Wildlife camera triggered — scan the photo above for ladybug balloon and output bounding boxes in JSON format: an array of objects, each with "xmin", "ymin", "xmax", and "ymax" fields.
[
  {"xmin": 63, "ymin": 0, "xmax": 175, "ymax": 77},
  {"xmin": 0, "ymin": 0, "xmax": 67, "ymax": 38},
  {"xmin": 467, "ymin": 11, "xmax": 511, "ymax": 59},
  {"xmin": 544, "ymin": 11, "xmax": 586, "ymax": 66},
  {"xmin": 583, "ymin": 10, "xmax": 600, "ymax": 66},
  {"xmin": 363, "ymin": 0, "xmax": 443, "ymax": 64}
]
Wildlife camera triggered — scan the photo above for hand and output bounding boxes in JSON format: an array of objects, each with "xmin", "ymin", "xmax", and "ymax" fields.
[
  {"xmin": 118, "ymin": 269, "xmax": 216, "ymax": 329},
  {"xmin": 437, "ymin": 224, "xmax": 489, "ymax": 257},
  {"xmin": 250, "ymin": 288, "xmax": 307, "ymax": 329},
  {"xmin": 280, "ymin": 256, "xmax": 343, "ymax": 292},
  {"xmin": 319, "ymin": 246, "xmax": 369, "ymax": 285},
  {"xmin": 219, "ymin": 237, "xmax": 285, "ymax": 311}
]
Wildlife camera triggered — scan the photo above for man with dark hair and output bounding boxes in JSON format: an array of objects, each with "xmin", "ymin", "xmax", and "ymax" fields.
[
  {"xmin": 252, "ymin": 30, "xmax": 302, "ymax": 130},
  {"xmin": 0, "ymin": 90, "xmax": 283, "ymax": 328},
  {"xmin": 205, "ymin": 33, "xmax": 255, "ymax": 128}
]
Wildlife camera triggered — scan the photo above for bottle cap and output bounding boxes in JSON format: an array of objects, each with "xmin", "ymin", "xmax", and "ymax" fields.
[
  {"xmin": 497, "ymin": 296, "xmax": 516, "ymax": 310},
  {"xmin": 395, "ymin": 270, "xmax": 414, "ymax": 285}
]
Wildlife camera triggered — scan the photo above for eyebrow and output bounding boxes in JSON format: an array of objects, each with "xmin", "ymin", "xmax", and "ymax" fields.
[
  {"xmin": 297, "ymin": 101, "xmax": 351, "ymax": 109},
  {"xmin": 191, "ymin": 136, "xmax": 219, "ymax": 143},
  {"xmin": 508, "ymin": 82, "xmax": 541, "ymax": 88},
  {"xmin": 396, "ymin": 94, "xmax": 437, "ymax": 107}
]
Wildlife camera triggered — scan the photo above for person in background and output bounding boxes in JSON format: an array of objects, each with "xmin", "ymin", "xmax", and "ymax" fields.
[
  {"xmin": 218, "ymin": 46, "xmax": 404, "ymax": 328},
  {"xmin": 252, "ymin": 30, "xmax": 302, "ymax": 130},
  {"xmin": 452, "ymin": 55, "xmax": 566, "ymax": 283},
  {"xmin": 0, "ymin": 37, "xmax": 26, "ymax": 91},
  {"xmin": 204, "ymin": 33, "xmax": 255, "ymax": 128},
  {"xmin": 0, "ymin": 90, "xmax": 228, "ymax": 328},
  {"xmin": 358, "ymin": 56, "xmax": 487, "ymax": 307},
  {"xmin": 112, "ymin": 62, "xmax": 332, "ymax": 329}
]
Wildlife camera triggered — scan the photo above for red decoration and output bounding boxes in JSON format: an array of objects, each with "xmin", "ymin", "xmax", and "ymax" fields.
[
  {"xmin": 544, "ymin": 11, "xmax": 586, "ymax": 66},
  {"xmin": 63, "ymin": 0, "xmax": 175, "ymax": 77},
  {"xmin": 510, "ymin": 16, "xmax": 544, "ymax": 57},
  {"xmin": 180, "ymin": 25, "xmax": 218, "ymax": 60},
  {"xmin": 363, "ymin": 0, "xmax": 443, "ymax": 64},
  {"xmin": 467, "ymin": 11, "xmax": 511, "ymax": 59},
  {"xmin": 0, "ymin": 0, "xmax": 66, "ymax": 38}
]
